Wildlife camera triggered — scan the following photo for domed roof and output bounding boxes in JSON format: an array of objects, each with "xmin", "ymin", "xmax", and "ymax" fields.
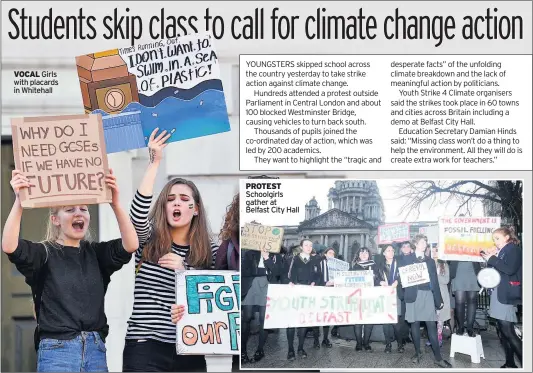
[{"xmin": 307, "ymin": 196, "xmax": 318, "ymax": 206}]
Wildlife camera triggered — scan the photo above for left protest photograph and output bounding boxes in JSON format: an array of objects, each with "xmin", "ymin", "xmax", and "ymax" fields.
[{"xmin": 2, "ymin": 7, "xmax": 241, "ymax": 370}]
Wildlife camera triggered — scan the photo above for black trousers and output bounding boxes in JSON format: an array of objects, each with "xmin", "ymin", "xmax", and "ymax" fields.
[
  {"xmin": 286, "ymin": 327, "xmax": 306, "ymax": 351},
  {"xmin": 383, "ymin": 318, "xmax": 403, "ymax": 345},
  {"xmin": 242, "ymin": 305, "xmax": 267, "ymax": 354},
  {"xmin": 410, "ymin": 321, "xmax": 442, "ymax": 361},
  {"xmin": 123, "ymin": 339, "xmax": 206, "ymax": 372},
  {"xmin": 355, "ymin": 324, "xmax": 373, "ymax": 346}
]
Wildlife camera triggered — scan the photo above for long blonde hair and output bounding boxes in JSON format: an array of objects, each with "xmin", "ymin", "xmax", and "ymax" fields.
[
  {"xmin": 142, "ymin": 178, "xmax": 213, "ymax": 268},
  {"xmin": 41, "ymin": 207, "xmax": 92, "ymax": 252}
]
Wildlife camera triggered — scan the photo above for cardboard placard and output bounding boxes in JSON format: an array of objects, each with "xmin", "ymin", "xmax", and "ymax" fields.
[
  {"xmin": 240, "ymin": 223, "xmax": 284, "ymax": 253},
  {"xmin": 378, "ymin": 223, "xmax": 410, "ymax": 244},
  {"xmin": 11, "ymin": 114, "xmax": 111, "ymax": 208},
  {"xmin": 438, "ymin": 216, "xmax": 501, "ymax": 262},
  {"xmin": 76, "ymin": 32, "xmax": 231, "ymax": 154},
  {"xmin": 326, "ymin": 257, "xmax": 350, "ymax": 280},
  {"xmin": 264, "ymin": 284, "xmax": 397, "ymax": 328},
  {"xmin": 419, "ymin": 225, "xmax": 439, "ymax": 244},
  {"xmin": 399, "ymin": 262, "xmax": 430, "ymax": 288},
  {"xmin": 334, "ymin": 270, "xmax": 374, "ymax": 288},
  {"xmin": 175, "ymin": 271, "xmax": 240, "ymax": 355}
]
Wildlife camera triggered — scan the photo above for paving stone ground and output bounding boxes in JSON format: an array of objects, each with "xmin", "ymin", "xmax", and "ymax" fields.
[{"xmin": 240, "ymin": 326, "xmax": 521, "ymax": 370}]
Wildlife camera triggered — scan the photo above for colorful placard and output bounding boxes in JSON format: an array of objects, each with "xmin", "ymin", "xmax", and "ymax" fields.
[
  {"xmin": 76, "ymin": 32, "xmax": 231, "ymax": 154},
  {"xmin": 438, "ymin": 216, "xmax": 501, "ymax": 262},
  {"xmin": 175, "ymin": 271, "xmax": 240, "ymax": 355},
  {"xmin": 11, "ymin": 114, "xmax": 111, "ymax": 208},
  {"xmin": 378, "ymin": 223, "xmax": 410, "ymax": 244}
]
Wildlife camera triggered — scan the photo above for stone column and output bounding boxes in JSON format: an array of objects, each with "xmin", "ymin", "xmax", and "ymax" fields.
[
  {"xmin": 345, "ymin": 235, "xmax": 349, "ymax": 257},
  {"xmin": 321, "ymin": 235, "xmax": 324, "ymax": 245},
  {"xmin": 340, "ymin": 234, "xmax": 344, "ymax": 254},
  {"xmin": 325, "ymin": 235, "xmax": 328, "ymax": 246}
]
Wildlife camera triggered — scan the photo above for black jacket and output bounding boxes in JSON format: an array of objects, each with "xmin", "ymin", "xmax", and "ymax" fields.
[
  {"xmin": 241, "ymin": 249, "xmax": 282, "ymax": 300},
  {"xmin": 352, "ymin": 261, "xmax": 382, "ymax": 286},
  {"xmin": 487, "ymin": 243, "xmax": 522, "ymax": 305},
  {"xmin": 398, "ymin": 253, "xmax": 443, "ymax": 310},
  {"xmin": 287, "ymin": 254, "xmax": 322, "ymax": 285},
  {"xmin": 315, "ymin": 256, "xmax": 330, "ymax": 286},
  {"xmin": 449, "ymin": 260, "xmax": 481, "ymax": 280}
]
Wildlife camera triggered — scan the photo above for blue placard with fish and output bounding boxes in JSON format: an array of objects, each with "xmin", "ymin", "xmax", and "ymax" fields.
[{"xmin": 75, "ymin": 32, "xmax": 231, "ymax": 154}]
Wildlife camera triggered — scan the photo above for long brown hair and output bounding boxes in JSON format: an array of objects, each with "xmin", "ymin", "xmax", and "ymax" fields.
[
  {"xmin": 493, "ymin": 226, "xmax": 520, "ymax": 245},
  {"xmin": 142, "ymin": 178, "xmax": 212, "ymax": 268},
  {"xmin": 219, "ymin": 193, "xmax": 239, "ymax": 241}
]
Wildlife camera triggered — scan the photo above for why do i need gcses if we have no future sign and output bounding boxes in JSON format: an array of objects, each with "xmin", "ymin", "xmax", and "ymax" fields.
[{"xmin": 11, "ymin": 114, "xmax": 111, "ymax": 208}]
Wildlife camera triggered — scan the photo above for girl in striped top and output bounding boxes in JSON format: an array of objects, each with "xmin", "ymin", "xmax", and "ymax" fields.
[{"xmin": 122, "ymin": 129, "xmax": 218, "ymax": 372}]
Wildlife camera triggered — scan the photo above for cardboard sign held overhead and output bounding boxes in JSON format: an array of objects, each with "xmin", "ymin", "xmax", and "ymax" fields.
[
  {"xmin": 11, "ymin": 114, "xmax": 111, "ymax": 208},
  {"xmin": 241, "ymin": 223, "xmax": 284, "ymax": 253},
  {"xmin": 175, "ymin": 271, "xmax": 240, "ymax": 355},
  {"xmin": 378, "ymin": 223, "xmax": 410, "ymax": 244}
]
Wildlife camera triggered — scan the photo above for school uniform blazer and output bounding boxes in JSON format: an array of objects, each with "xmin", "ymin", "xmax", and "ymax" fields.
[
  {"xmin": 352, "ymin": 261, "xmax": 382, "ymax": 286},
  {"xmin": 398, "ymin": 253, "xmax": 443, "ymax": 310},
  {"xmin": 288, "ymin": 254, "xmax": 322, "ymax": 285},
  {"xmin": 487, "ymin": 242, "xmax": 522, "ymax": 305},
  {"xmin": 448, "ymin": 260, "xmax": 481, "ymax": 280},
  {"xmin": 241, "ymin": 249, "xmax": 282, "ymax": 300}
]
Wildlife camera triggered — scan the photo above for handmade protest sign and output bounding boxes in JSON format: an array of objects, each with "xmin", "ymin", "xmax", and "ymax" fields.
[
  {"xmin": 334, "ymin": 271, "xmax": 374, "ymax": 288},
  {"xmin": 399, "ymin": 263, "xmax": 430, "ymax": 288},
  {"xmin": 241, "ymin": 223, "xmax": 284, "ymax": 253},
  {"xmin": 438, "ymin": 216, "xmax": 501, "ymax": 262},
  {"xmin": 264, "ymin": 284, "xmax": 397, "ymax": 329},
  {"xmin": 419, "ymin": 225, "xmax": 439, "ymax": 244},
  {"xmin": 378, "ymin": 223, "xmax": 410, "ymax": 244},
  {"xmin": 175, "ymin": 271, "xmax": 240, "ymax": 355},
  {"xmin": 76, "ymin": 32, "xmax": 231, "ymax": 154},
  {"xmin": 326, "ymin": 257, "xmax": 350, "ymax": 280},
  {"xmin": 11, "ymin": 114, "xmax": 111, "ymax": 209}
]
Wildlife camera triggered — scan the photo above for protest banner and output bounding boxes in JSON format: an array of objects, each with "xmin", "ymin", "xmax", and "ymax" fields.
[
  {"xmin": 378, "ymin": 223, "xmax": 410, "ymax": 244},
  {"xmin": 334, "ymin": 270, "xmax": 374, "ymax": 288},
  {"xmin": 175, "ymin": 271, "xmax": 240, "ymax": 355},
  {"xmin": 76, "ymin": 32, "xmax": 231, "ymax": 153},
  {"xmin": 11, "ymin": 114, "xmax": 111, "ymax": 208},
  {"xmin": 241, "ymin": 223, "xmax": 284, "ymax": 253},
  {"xmin": 264, "ymin": 284, "xmax": 397, "ymax": 329},
  {"xmin": 398, "ymin": 262, "xmax": 430, "ymax": 288},
  {"xmin": 419, "ymin": 225, "xmax": 439, "ymax": 244},
  {"xmin": 438, "ymin": 216, "xmax": 501, "ymax": 262},
  {"xmin": 326, "ymin": 257, "xmax": 350, "ymax": 280}
]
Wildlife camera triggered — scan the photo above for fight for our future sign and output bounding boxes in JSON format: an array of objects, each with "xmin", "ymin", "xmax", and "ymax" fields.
[{"xmin": 11, "ymin": 114, "xmax": 111, "ymax": 208}]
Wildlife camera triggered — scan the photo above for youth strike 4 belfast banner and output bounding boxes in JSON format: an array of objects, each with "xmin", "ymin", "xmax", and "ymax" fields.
[
  {"xmin": 438, "ymin": 216, "xmax": 501, "ymax": 262},
  {"xmin": 264, "ymin": 284, "xmax": 397, "ymax": 329},
  {"xmin": 175, "ymin": 271, "xmax": 240, "ymax": 355}
]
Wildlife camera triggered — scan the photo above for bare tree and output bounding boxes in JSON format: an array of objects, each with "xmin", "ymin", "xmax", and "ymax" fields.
[{"xmin": 394, "ymin": 180, "xmax": 522, "ymax": 237}]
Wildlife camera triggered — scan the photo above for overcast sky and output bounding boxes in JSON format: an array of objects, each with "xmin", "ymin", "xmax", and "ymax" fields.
[{"xmin": 246, "ymin": 179, "xmax": 487, "ymax": 226}]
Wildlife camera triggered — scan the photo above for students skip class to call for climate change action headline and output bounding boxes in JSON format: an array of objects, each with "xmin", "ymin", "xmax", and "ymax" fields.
[
  {"xmin": 3, "ymin": 170, "xmax": 138, "ymax": 372},
  {"xmin": 398, "ymin": 234, "xmax": 452, "ymax": 368},
  {"xmin": 481, "ymin": 227, "xmax": 522, "ymax": 369},
  {"xmin": 123, "ymin": 129, "xmax": 219, "ymax": 372}
]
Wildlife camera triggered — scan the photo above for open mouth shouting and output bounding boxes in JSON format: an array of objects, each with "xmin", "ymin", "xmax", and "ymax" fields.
[
  {"xmin": 172, "ymin": 209, "xmax": 182, "ymax": 221},
  {"xmin": 72, "ymin": 219, "xmax": 85, "ymax": 232}
]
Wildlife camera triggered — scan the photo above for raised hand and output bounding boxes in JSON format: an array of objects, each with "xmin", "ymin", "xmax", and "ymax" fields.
[
  {"xmin": 148, "ymin": 128, "xmax": 172, "ymax": 164},
  {"xmin": 10, "ymin": 170, "xmax": 31, "ymax": 197},
  {"xmin": 105, "ymin": 169, "xmax": 119, "ymax": 207}
]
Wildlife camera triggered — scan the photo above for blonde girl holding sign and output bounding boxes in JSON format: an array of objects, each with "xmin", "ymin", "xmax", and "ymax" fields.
[
  {"xmin": 3, "ymin": 170, "xmax": 138, "ymax": 372},
  {"xmin": 123, "ymin": 129, "xmax": 219, "ymax": 372}
]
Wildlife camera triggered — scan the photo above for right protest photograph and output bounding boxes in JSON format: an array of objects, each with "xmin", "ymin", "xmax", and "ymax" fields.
[{"xmin": 239, "ymin": 178, "xmax": 523, "ymax": 370}]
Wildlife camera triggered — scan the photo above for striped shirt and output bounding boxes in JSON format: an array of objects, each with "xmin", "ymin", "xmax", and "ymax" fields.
[{"xmin": 125, "ymin": 191, "xmax": 218, "ymax": 344}]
